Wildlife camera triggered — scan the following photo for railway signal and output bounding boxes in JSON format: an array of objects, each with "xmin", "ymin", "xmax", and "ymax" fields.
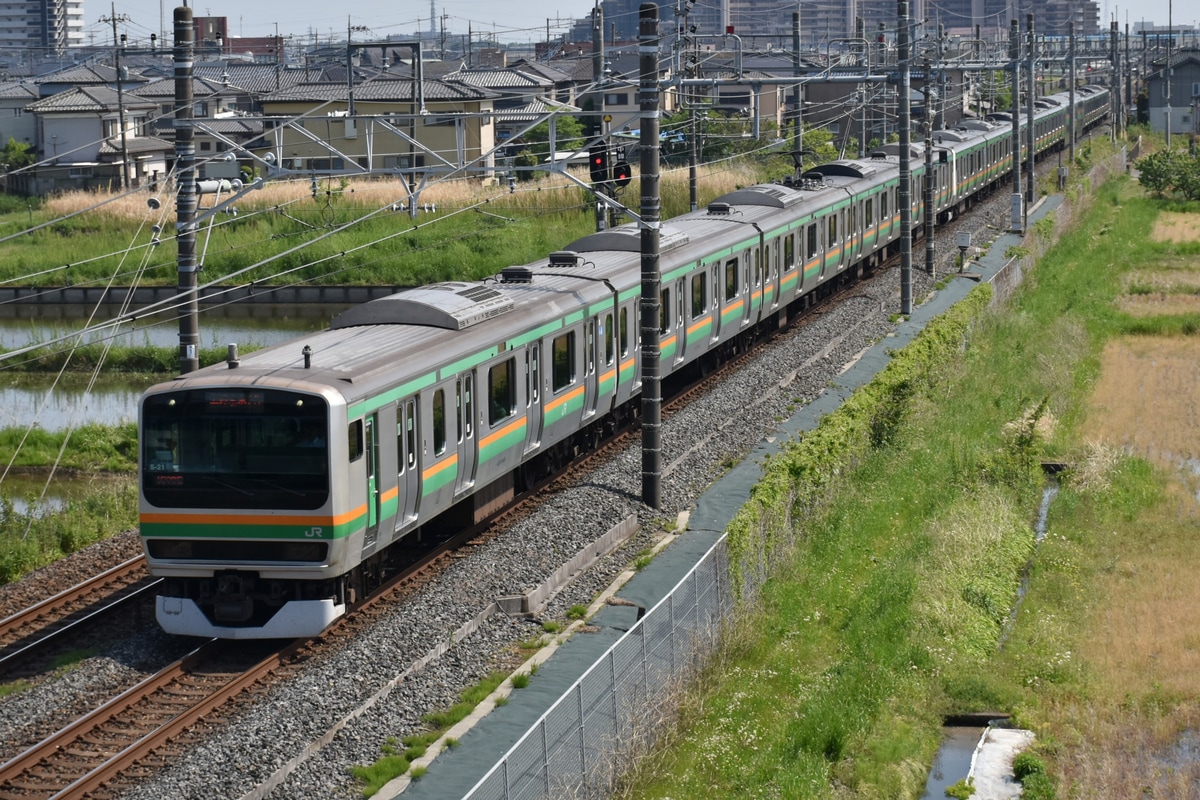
[
  {"xmin": 589, "ymin": 143, "xmax": 610, "ymax": 184},
  {"xmin": 613, "ymin": 161, "xmax": 632, "ymax": 188}
]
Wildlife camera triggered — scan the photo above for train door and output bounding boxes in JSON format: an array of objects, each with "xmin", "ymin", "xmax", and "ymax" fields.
[
  {"xmin": 822, "ymin": 212, "xmax": 836, "ymax": 279},
  {"xmin": 398, "ymin": 398, "xmax": 419, "ymax": 524},
  {"xmin": 585, "ymin": 318, "xmax": 599, "ymax": 417},
  {"xmin": 674, "ymin": 279, "xmax": 687, "ymax": 366},
  {"xmin": 364, "ymin": 414, "xmax": 380, "ymax": 550},
  {"xmin": 422, "ymin": 383, "xmax": 457, "ymax": 514},
  {"xmin": 742, "ymin": 251, "xmax": 756, "ymax": 326},
  {"xmin": 804, "ymin": 222, "xmax": 818, "ymax": 290},
  {"xmin": 709, "ymin": 264, "xmax": 721, "ymax": 343},
  {"xmin": 774, "ymin": 239, "xmax": 782, "ymax": 306},
  {"xmin": 455, "ymin": 374, "xmax": 476, "ymax": 496},
  {"xmin": 722, "ymin": 257, "xmax": 740, "ymax": 334},
  {"xmin": 524, "ymin": 344, "xmax": 543, "ymax": 454}
]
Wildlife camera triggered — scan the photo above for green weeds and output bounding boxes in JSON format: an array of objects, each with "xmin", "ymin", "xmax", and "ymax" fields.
[{"xmin": 625, "ymin": 169, "xmax": 1158, "ymax": 798}]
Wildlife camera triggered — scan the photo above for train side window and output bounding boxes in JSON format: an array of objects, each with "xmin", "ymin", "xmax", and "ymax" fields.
[
  {"xmin": 432, "ymin": 389, "xmax": 446, "ymax": 456},
  {"xmin": 806, "ymin": 224, "xmax": 817, "ymax": 259},
  {"xmin": 724, "ymin": 258, "xmax": 739, "ymax": 301},
  {"xmin": 604, "ymin": 312, "xmax": 614, "ymax": 365},
  {"xmin": 881, "ymin": 191, "xmax": 888, "ymax": 220},
  {"xmin": 619, "ymin": 307, "xmax": 629, "ymax": 357},
  {"xmin": 488, "ymin": 358, "xmax": 515, "ymax": 426},
  {"xmin": 659, "ymin": 287, "xmax": 670, "ymax": 333},
  {"xmin": 348, "ymin": 419, "xmax": 363, "ymax": 462},
  {"xmin": 691, "ymin": 272, "xmax": 707, "ymax": 318},
  {"xmin": 783, "ymin": 234, "xmax": 795, "ymax": 271},
  {"xmin": 865, "ymin": 197, "xmax": 873, "ymax": 225},
  {"xmin": 552, "ymin": 331, "xmax": 576, "ymax": 391},
  {"xmin": 753, "ymin": 249, "xmax": 762, "ymax": 284},
  {"xmin": 827, "ymin": 213, "xmax": 837, "ymax": 246}
]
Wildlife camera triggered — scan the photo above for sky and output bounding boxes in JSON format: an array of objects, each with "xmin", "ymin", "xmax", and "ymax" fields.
[
  {"xmin": 97, "ymin": 0, "xmax": 602, "ymax": 46},
  {"xmin": 91, "ymin": 0, "xmax": 1190, "ymax": 49}
]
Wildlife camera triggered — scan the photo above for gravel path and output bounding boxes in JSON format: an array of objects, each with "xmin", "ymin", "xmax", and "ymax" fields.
[{"xmin": 0, "ymin": 190, "xmax": 1013, "ymax": 800}]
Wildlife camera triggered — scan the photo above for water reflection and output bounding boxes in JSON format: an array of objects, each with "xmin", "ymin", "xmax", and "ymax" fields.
[
  {"xmin": 0, "ymin": 472, "xmax": 131, "ymax": 516},
  {"xmin": 920, "ymin": 727, "xmax": 983, "ymax": 799},
  {"xmin": 0, "ymin": 375, "xmax": 144, "ymax": 431},
  {"xmin": 0, "ymin": 303, "xmax": 347, "ymax": 431},
  {"xmin": 0, "ymin": 302, "xmax": 347, "ymax": 350}
]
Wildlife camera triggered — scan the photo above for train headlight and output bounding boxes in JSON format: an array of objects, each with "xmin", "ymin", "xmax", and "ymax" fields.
[
  {"xmin": 281, "ymin": 542, "xmax": 328, "ymax": 562},
  {"xmin": 149, "ymin": 539, "xmax": 193, "ymax": 559}
]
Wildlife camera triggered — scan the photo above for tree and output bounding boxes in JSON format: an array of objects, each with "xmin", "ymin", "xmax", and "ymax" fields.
[
  {"xmin": 511, "ymin": 115, "xmax": 585, "ymax": 161},
  {"xmin": 1, "ymin": 137, "xmax": 34, "ymax": 170},
  {"xmin": 1135, "ymin": 149, "xmax": 1200, "ymax": 199}
]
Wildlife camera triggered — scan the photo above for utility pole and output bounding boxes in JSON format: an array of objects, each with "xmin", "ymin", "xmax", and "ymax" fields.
[
  {"xmin": 101, "ymin": 5, "xmax": 131, "ymax": 190},
  {"xmin": 1110, "ymin": 20, "xmax": 1120, "ymax": 139},
  {"xmin": 1025, "ymin": 13, "xmax": 1035, "ymax": 207},
  {"xmin": 791, "ymin": 11, "xmax": 803, "ymax": 181},
  {"xmin": 898, "ymin": 0, "xmax": 912, "ymax": 316},
  {"xmin": 856, "ymin": 16, "xmax": 866, "ymax": 157},
  {"xmin": 1166, "ymin": 0, "xmax": 1172, "ymax": 148},
  {"xmin": 1069, "ymin": 21, "xmax": 1076, "ymax": 166},
  {"xmin": 1009, "ymin": 18, "xmax": 1022, "ymax": 232},
  {"xmin": 591, "ymin": 3, "xmax": 607, "ymax": 232},
  {"xmin": 638, "ymin": 2, "xmax": 662, "ymax": 510},
  {"xmin": 923, "ymin": 57, "xmax": 935, "ymax": 277},
  {"xmin": 175, "ymin": 5, "xmax": 199, "ymax": 375}
]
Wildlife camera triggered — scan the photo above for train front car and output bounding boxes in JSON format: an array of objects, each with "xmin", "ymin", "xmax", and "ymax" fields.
[{"xmin": 139, "ymin": 380, "xmax": 350, "ymax": 639}]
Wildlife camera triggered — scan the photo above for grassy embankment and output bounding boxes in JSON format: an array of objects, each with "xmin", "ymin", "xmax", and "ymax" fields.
[
  {"xmin": 0, "ymin": 159, "xmax": 782, "ymax": 585},
  {"xmin": 0, "ymin": 159, "xmax": 782, "ymax": 289},
  {"xmin": 618, "ymin": 171, "xmax": 1200, "ymax": 798}
]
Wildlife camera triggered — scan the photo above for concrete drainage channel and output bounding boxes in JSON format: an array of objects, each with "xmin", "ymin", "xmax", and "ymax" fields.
[{"xmin": 921, "ymin": 466, "xmax": 1065, "ymax": 800}]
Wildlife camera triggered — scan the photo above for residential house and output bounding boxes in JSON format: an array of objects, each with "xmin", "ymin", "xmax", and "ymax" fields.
[
  {"xmin": 0, "ymin": 80, "xmax": 38, "ymax": 148},
  {"xmin": 25, "ymin": 85, "xmax": 170, "ymax": 192},
  {"xmin": 254, "ymin": 77, "xmax": 498, "ymax": 179},
  {"xmin": 130, "ymin": 73, "xmax": 265, "ymax": 179},
  {"xmin": 443, "ymin": 65, "xmax": 569, "ymax": 149},
  {"xmin": 1145, "ymin": 49, "xmax": 1200, "ymax": 136}
]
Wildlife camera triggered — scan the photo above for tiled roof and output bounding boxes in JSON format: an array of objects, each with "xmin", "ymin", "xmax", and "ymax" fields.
[
  {"xmin": 0, "ymin": 81, "xmax": 38, "ymax": 100},
  {"xmin": 262, "ymin": 79, "xmax": 497, "ymax": 103},
  {"xmin": 495, "ymin": 98, "xmax": 582, "ymax": 123},
  {"xmin": 26, "ymin": 85, "xmax": 157, "ymax": 113},
  {"xmin": 34, "ymin": 63, "xmax": 148, "ymax": 86},
  {"xmin": 98, "ymin": 136, "xmax": 173, "ymax": 155},
  {"xmin": 507, "ymin": 59, "xmax": 573, "ymax": 83},
  {"xmin": 446, "ymin": 68, "xmax": 553, "ymax": 91},
  {"xmin": 130, "ymin": 76, "xmax": 240, "ymax": 99}
]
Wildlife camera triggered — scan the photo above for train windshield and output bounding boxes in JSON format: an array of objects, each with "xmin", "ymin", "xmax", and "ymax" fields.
[{"xmin": 141, "ymin": 388, "xmax": 329, "ymax": 510}]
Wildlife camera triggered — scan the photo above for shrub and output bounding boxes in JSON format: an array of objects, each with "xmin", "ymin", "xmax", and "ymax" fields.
[
  {"xmin": 945, "ymin": 777, "xmax": 974, "ymax": 799},
  {"xmin": 1012, "ymin": 750, "xmax": 1046, "ymax": 781}
]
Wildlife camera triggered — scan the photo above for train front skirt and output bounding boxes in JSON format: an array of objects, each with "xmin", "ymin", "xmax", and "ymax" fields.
[{"xmin": 157, "ymin": 596, "xmax": 346, "ymax": 639}]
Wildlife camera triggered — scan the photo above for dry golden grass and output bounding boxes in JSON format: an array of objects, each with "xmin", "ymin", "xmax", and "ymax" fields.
[
  {"xmin": 1043, "ymin": 483, "xmax": 1200, "ymax": 799},
  {"xmin": 40, "ymin": 161, "xmax": 762, "ymax": 222},
  {"xmin": 1117, "ymin": 293, "xmax": 1200, "ymax": 316},
  {"xmin": 1150, "ymin": 210, "xmax": 1200, "ymax": 243},
  {"xmin": 1054, "ymin": 331, "xmax": 1200, "ymax": 799},
  {"xmin": 1118, "ymin": 267, "xmax": 1200, "ymax": 316},
  {"xmin": 1083, "ymin": 337, "xmax": 1200, "ymax": 477}
]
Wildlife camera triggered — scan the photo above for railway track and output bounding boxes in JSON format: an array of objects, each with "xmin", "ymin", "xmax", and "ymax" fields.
[
  {"xmin": 0, "ymin": 510, "xmax": 487, "ymax": 799},
  {"xmin": 0, "ymin": 557, "xmax": 158, "ymax": 677}
]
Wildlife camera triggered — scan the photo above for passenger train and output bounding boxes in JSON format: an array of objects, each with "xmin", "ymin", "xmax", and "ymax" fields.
[{"xmin": 139, "ymin": 84, "xmax": 1110, "ymax": 638}]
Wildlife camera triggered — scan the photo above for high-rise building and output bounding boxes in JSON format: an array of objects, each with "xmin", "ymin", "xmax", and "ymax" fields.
[
  {"xmin": 0, "ymin": 0, "xmax": 85, "ymax": 56},
  {"xmin": 596, "ymin": 0, "xmax": 1101, "ymax": 45}
]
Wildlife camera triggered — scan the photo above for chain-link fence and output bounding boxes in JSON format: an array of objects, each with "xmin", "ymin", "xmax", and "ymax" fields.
[{"xmin": 462, "ymin": 534, "xmax": 752, "ymax": 800}]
